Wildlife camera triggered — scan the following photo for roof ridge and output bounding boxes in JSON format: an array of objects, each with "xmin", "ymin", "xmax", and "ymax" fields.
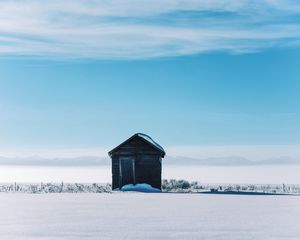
[
  {"xmin": 136, "ymin": 133, "xmax": 165, "ymax": 154},
  {"xmin": 108, "ymin": 133, "xmax": 165, "ymax": 157}
]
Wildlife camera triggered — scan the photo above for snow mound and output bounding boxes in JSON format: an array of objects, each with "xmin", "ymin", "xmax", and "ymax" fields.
[{"xmin": 121, "ymin": 183, "xmax": 161, "ymax": 193}]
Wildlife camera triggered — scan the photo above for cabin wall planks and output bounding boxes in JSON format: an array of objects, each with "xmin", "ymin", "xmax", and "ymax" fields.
[{"xmin": 109, "ymin": 133, "xmax": 165, "ymax": 190}]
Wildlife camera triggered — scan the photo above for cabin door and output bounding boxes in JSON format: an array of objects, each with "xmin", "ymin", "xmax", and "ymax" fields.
[{"xmin": 119, "ymin": 157, "xmax": 135, "ymax": 186}]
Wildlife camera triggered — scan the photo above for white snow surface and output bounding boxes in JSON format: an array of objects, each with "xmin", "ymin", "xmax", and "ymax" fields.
[
  {"xmin": 121, "ymin": 183, "xmax": 161, "ymax": 192},
  {"xmin": 0, "ymin": 193, "xmax": 299, "ymax": 240}
]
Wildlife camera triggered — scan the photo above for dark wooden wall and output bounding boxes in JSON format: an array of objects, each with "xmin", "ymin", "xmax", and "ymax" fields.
[
  {"xmin": 111, "ymin": 137, "xmax": 162, "ymax": 190},
  {"xmin": 135, "ymin": 154, "xmax": 161, "ymax": 189}
]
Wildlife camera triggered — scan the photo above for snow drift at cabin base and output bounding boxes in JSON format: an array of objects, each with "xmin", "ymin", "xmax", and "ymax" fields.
[{"xmin": 121, "ymin": 183, "xmax": 161, "ymax": 192}]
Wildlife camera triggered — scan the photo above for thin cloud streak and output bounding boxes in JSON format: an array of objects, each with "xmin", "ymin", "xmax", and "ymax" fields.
[{"xmin": 0, "ymin": 0, "xmax": 300, "ymax": 59}]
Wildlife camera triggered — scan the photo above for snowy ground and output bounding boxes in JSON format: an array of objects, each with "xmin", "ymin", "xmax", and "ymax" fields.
[{"xmin": 1, "ymin": 193, "xmax": 299, "ymax": 240}]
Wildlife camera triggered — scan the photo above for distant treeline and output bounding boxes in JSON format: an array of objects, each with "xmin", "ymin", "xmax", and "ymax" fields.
[
  {"xmin": 162, "ymin": 179, "xmax": 300, "ymax": 194},
  {"xmin": 0, "ymin": 180, "xmax": 299, "ymax": 194},
  {"xmin": 0, "ymin": 182, "xmax": 111, "ymax": 193}
]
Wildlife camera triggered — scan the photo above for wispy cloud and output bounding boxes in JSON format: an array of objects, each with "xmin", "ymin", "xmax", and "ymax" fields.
[{"xmin": 0, "ymin": 0, "xmax": 300, "ymax": 59}]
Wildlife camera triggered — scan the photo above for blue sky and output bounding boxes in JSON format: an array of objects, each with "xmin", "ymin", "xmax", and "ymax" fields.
[{"xmin": 0, "ymin": 0, "xmax": 300, "ymax": 159}]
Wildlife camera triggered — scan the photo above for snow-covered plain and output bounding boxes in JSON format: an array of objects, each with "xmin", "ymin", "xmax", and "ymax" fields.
[{"xmin": 1, "ymin": 193, "xmax": 299, "ymax": 239}]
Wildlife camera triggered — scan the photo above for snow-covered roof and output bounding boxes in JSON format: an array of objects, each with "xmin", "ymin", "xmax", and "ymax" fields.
[
  {"xmin": 136, "ymin": 133, "xmax": 165, "ymax": 153},
  {"xmin": 108, "ymin": 133, "xmax": 165, "ymax": 157}
]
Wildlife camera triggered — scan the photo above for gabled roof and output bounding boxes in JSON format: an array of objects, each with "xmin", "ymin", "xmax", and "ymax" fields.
[{"xmin": 108, "ymin": 133, "xmax": 165, "ymax": 157}]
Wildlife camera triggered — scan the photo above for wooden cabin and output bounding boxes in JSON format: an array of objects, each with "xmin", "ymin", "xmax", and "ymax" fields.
[{"xmin": 108, "ymin": 133, "xmax": 165, "ymax": 190}]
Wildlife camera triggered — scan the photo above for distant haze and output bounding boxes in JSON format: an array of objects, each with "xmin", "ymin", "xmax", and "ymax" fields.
[
  {"xmin": 0, "ymin": 145, "xmax": 300, "ymax": 166},
  {"xmin": 0, "ymin": 155, "xmax": 300, "ymax": 166},
  {"xmin": 1, "ymin": 146, "xmax": 300, "ymax": 184}
]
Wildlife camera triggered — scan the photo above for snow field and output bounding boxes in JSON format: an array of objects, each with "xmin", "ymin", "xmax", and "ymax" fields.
[{"xmin": 0, "ymin": 193, "xmax": 299, "ymax": 239}]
